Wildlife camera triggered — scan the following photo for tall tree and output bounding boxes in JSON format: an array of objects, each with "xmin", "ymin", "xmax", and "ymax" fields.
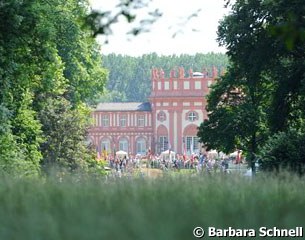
[
  {"xmin": 0, "ymin": 0, "xmax": 107, "ymax": 175},
  {"xmin": 198, "ymin": 0, "xmax": 305, "ymax": 173},
  {"xmin": 198, "ymin": 66, "xmax": 270, "ymax": 171}
]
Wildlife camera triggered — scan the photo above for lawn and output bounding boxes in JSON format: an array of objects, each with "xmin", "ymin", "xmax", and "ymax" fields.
[{"xmin": 0, "ymin": 173, "xmax": 304, "ymax": 240}]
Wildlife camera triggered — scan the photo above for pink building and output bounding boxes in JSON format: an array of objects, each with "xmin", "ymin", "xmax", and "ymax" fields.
[{"xmin": 88, "ymin": 67, "xmax": 218, "ymax": 156}]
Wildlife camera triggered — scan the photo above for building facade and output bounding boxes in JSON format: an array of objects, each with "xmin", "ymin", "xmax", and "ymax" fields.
[{"xmin": 88, "ymin": 67, "xmax": 218, "ymax": 156}]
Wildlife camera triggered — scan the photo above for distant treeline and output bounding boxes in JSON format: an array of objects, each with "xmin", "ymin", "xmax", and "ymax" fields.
[{"xmin": 100, "ymin": 53, "xmax": 228, "ymax": 103}]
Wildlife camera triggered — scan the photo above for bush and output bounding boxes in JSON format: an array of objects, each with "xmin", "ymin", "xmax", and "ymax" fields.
[{"xmin": 259, "ymin": 130, "xmax": 305, "ymax": 174}]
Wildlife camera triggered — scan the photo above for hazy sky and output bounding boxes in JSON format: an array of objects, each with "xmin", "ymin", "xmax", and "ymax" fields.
[{"xmin": 90, "ymin": 0, "xmax": 231, "ymax": 56}]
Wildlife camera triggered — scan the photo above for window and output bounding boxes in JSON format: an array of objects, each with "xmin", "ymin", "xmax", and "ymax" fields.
[
  {"xmin": 158, "ymin": 82, "xmax": 161, "ymax": 90},
  {"xmin": 185, "ymin": 136, "xmax": 199, "ymax": 154},
  {"xmin": 164, "ymin": 81, "xmax": 169, "ymax": 90},
  {"xmin": 208, "ymin": 80, "xmax": 213, "ymax": 87},
  {"xmin": 102, "ymin": 115, "xmax": 109, "ymax": 127},
  {"xmin": 120, "ymin": 115, "xmax": 127, "ymax": 127},
  {"xmin": 188, "ymin": 112, "xmax": 198, "ymax": 122},
  {"xmin": 157, "ymin": 111, "xmax": 166, "ymax": 122},
  {"xmin": 119, "ymin": 138, "xmax": 128, "ymax": 152},
  {"xmin": 173, "ymin": 81, "xmax": 178, "ymax": 90},
  {"xmin": 101, "ymin": 139, "xmax": 110, "ymax": 152},
  {"xmin": 137, "ymin": 115, "xmax": 145, "ymax": 127},
  {"xmin": 195, "ymin": 81, "xmax": 201, "ymax": 89},
  {"xmin": 136, "ymin": 138, "xmax": 146, "ymax": 155},
  {"xmin": 159, "ymin": 136, "xmax": 168, "ymax": 152},
  {"xmin": 184, "ymin": 81, "xmax": 190, "ymax": 89}
]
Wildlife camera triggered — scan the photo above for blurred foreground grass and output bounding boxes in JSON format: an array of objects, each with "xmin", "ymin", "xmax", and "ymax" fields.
[{"xmin": 0, "ymin": 173, "xmax": 304, "ymax": 240}]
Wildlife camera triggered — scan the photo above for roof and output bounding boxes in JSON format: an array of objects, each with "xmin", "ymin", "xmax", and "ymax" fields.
[{"xmin": 96, "ymin": 102, "xmax": 151, "ymax": 112}]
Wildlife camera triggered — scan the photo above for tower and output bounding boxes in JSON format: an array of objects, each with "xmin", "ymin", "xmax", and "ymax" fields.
[{"xmin": 149, "ymin": 66, "xmax": 217, "ymax": 154}]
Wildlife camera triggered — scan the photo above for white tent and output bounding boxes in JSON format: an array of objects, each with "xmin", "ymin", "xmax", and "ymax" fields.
[
  {"xmin": 229, "ymin": 150, "xmax": 242, "ymax": 157},
  {"xmin": 161, "ymin": 149, "xmax": 176, "ymax": 161},
  {"xmin": 116, "ymin": 150, "xmax": 128, "ymax": 156},
  {"xmin": 207, "ymin": 150, "xmax": 218, "ymax": 159},
  {"xmin": 161, "ymin": 149, "xmax": 176, "ymax": 156}
]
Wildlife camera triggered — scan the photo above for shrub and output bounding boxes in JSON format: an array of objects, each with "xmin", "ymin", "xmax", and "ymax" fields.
[{"xmin": 259, "ymin": 130, "xmax": 305, "ymax": 174}]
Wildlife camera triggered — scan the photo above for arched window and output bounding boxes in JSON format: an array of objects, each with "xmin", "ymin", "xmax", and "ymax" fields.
[
  {"xmin": 183, "ymin": 124, "xmax": 199, "ymax": 154},
  {"xmin": 157, "ymin": 125, "xmax": 169, "ymax": 153},
  {"xmin": 159, "ymin": 136, "xmax": 168, "ymax": 152},
  {"xmin": 119, "ymin": 138, "xmax": 128, "ymax": 152},
  {"xmin": 184, "ymin": 136, "xmax": 199, "ymax": 154},
  {"xmin": 101, "ymin": 138, "xmax": 111, "ymax": 152},
  {"xmin": 136, "ymin": 138, "xmax": 146, "ymax": 155}
]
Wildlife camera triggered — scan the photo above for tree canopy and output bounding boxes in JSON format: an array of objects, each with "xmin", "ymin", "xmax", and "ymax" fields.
[
  {"xmin": 0, "ymin": 0, "xmax": 107, "ymax": 176},
  {"xmin": 198, "ymin": 0, "xmax": 305, "ymax": 173}
]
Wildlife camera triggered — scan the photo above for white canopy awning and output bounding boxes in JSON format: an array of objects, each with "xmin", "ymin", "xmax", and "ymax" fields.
[
  {"xmin": 161, "ymin": 149, "xmax": 176, "ymax": 156},
  {"xmin": 229, "ymin": 150, "xmax": 242, "ymax": 157},
  {"xmin": 116, "ymin": 150, "xmax": 128, "ymax": 156}
]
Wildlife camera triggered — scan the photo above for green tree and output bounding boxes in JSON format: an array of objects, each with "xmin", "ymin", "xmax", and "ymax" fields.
[
  {"xmin": 198, "ymin": 0, "xmax": 305, "ymax": 173},
  {"xmin": 0, "ymin": 0, "xmax": 46, "ymax": 175},
  {"xmin": 31, "ymin": 0, "xmax": 107, "ymax": 173},
  {"xmin": 0, "ymin": 0, "xmax": 107, "ymax": 175},
  {"xmin": 218, "ymin": 0, "xmax": 305, "ymax": 133},
  {"xmin": 259, "ymin": 129, "xmax": 305, "ymax": 175},
  {"xmin": 198, "ymin": 67, "xmax": 270, "ymax": 171}
]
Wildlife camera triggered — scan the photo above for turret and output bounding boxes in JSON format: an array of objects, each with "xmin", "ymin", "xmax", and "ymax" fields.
[
  {"xmin": 189, "ymin": 68, "xmax": 193, "ymax": 78},
  {"xmin": 212, "ymin": 66, "xmax": 218, "ymax": 78},
  {"xmin": 178, "ymin": 67, "xmax": 185, "ymax": 78}
]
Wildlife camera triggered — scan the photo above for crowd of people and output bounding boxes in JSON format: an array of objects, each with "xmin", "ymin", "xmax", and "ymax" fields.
[{"xmin": 100, "ymin": 150, "xmax": 244, "ymax": 176}]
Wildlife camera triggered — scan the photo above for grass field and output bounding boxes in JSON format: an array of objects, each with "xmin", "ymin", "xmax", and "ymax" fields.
[{"xmin": 0, "ymin": 172, "xmax": 304, "ymax": 240}]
